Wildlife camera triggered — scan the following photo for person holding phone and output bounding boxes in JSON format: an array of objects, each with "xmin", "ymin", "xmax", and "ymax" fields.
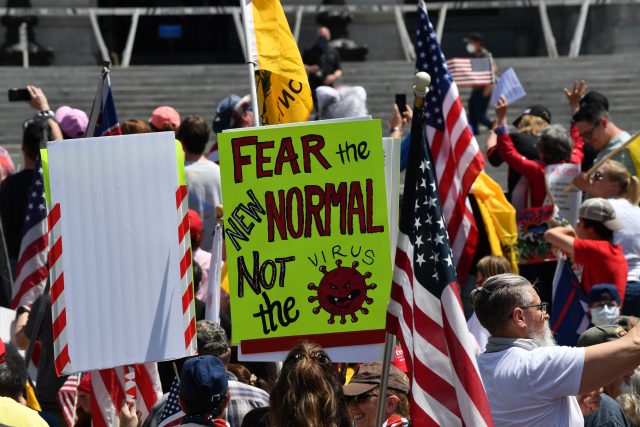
[{"xmin": 0, "ymin": 85, "xmax": 62, "ymax": 283}]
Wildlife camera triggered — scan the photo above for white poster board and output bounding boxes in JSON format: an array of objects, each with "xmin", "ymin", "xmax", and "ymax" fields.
[
  {"xmin": 546, "ymin": 163, "xmax": 582, "ymax": 227},
  {"xmin": 45, "ymin": 132, "xmax": 196, "ymax": 374}
]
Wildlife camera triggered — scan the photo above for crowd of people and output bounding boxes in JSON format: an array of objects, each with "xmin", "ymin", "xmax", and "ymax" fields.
[{"xmin": 1, "ymin": 23, "xmax": 640, "ymax": 427}]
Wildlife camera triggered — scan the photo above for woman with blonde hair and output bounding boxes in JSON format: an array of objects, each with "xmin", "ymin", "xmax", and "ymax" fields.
[
  {"xmin": 269, "ymin": 342, "xmax": 351, "ymax": 427},
  {"xmin": 581, "ymin": 159, "xmax": 640, "ymax": 315}
]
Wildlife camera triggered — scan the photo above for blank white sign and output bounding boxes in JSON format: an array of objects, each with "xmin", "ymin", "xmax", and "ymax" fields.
[{"xmin": 47, "ymin": 131, "xmax": 194, "ymax": 373}]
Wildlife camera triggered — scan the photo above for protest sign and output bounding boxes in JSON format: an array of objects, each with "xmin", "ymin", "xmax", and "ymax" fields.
[
  {"xmin": 43, "ymin": 132, "xmax": 197, "ymax": 375},
  {"xmin": 490, "ymin": 67, "xmax": 526, "ymax": 106},
  {"xmin": 516, "ymin": 205, "xmax": 557, "ymax": 264},
  {"xmin": 218, "ymin": 119, "xmax": 392, "ymax": 355},
  {"xmin": 546, "ymin": 163, "xmax": 582, "ymax": 227}
]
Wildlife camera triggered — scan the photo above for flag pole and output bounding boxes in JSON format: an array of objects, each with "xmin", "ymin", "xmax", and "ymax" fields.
[
  {"xmin": 85, "ymin": 61, "xmax": 111, "ymax": 138},
  {"xmin": 239, "ymin": 0, "xmax": 261, "ymax": 127},
  {"xmin": 376, "ymin": 71, "xmax": 432, "ymax": 426},
  {"xmin": 375, "ymin": 333, "xmax": 396, "ymax": 426}
]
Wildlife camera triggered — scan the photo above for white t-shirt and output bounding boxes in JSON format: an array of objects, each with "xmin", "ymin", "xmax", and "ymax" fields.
[
  {"xmin": 467, "ymin": 313, "xmax": 490, "ymax": 352},
  {"xmin": 478, "ymin": 345, "xmax": 585, "ymax": 426},
  {"xmin": 609, "ymin": 198, "xmax": 640, "ymax": 283},
  {"xmin": 185, "ymin": 159, "xmax": 222, "ymax": 251}
]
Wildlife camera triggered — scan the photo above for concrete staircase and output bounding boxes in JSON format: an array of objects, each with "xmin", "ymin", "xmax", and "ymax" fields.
[{"xmin": 1, "ymin": 54, "xmax": 639, "ymax": 179}]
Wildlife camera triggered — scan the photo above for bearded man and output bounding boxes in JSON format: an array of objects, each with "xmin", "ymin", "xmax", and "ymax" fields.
[{"xmin": 471, "ymin": 273, "xmax": 640, "ymax": 425}]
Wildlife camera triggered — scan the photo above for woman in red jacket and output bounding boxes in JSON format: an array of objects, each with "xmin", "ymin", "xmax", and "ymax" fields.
[{"xmin": 494, "ymin": 96, "xmax": 584, "ymax": 208}]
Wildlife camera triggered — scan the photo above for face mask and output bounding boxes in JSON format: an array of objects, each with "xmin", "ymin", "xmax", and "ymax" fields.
[
  {"xmin": 466, "ymin": 43, "xmax": 476, "ymax": 54},
  {"xmin": 590, "ymin": 305, "xmax": 620, "ymax": 325}
]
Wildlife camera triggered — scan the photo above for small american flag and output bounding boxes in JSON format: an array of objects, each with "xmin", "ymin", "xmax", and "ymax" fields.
[
  {"xmin": 386, "ymin": 1, "xmax": 492, "ymax": 425},
  {"xmin": 445, "ymin": 57, "xmax": 494, "ymax": 87},
  {"xmin": 11, "ymin": 157, "xmax": 48, "ymax": 309},
  {"xmin": 57, "ymin": 373, "xmax": 81, "ymax": 426},
  {"xmin": 87, "ymin": 66, "xmax": 122, "ymax": 138},
  {"xmin": 159, "ymin": 377, "xmax": 184, "ymax": 427}
]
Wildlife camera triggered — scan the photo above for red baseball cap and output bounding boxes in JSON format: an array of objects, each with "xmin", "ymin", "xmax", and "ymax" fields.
[
  {"xmin": 0, "ymin": 340, "xmax": 6, "ymax": 363},
  {"xmin": 149, "ymin": 106, "xmax": 181, "ymax": 131},
  {"xmin": 188, "ymin": 209, "xmax": 203, "ymax": 244},
  {"xmin": 391, "ymin": 345, "xmax": 408, "ymax": 373}
]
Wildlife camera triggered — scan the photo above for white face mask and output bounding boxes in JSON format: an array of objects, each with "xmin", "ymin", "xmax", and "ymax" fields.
[
  {"xmin": 590, "ymin": 305, "xmax": 620, "ymax": 325},
  {"xmin": 466, "ymin": 43, "xmax": 477, "ymax": 54}
]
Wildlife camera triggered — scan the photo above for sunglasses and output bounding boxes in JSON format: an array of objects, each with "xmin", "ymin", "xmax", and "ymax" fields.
[{"xmin": 344, "ymin": 392, "xmax": 378, "ymax": 404}]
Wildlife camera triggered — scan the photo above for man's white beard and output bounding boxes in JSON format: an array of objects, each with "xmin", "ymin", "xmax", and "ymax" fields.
[{"xmin": 530, "ymin": 320, "xmax": 556, "ymax": 347}]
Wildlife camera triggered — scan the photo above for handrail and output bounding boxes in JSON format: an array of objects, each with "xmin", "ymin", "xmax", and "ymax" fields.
[
  {"xmin": 1, "ymin": 0, "xmax": 639, "ymax": 16},
  {"xmin": 3, "ymin": 1, "xmax": 636, "ymax": 67}
]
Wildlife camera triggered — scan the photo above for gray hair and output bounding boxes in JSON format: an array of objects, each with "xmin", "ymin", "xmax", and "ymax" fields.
[
  {"xmin": 538, "ymin": 124, "xmax": 573, "ymax": 164},
  {"xmin": 316, "ymin": 86, "xmax": 368, "ymax": 120},
  {"xmin": 470, "ymin": 273, "xmax": 533, "ymax": 335}
]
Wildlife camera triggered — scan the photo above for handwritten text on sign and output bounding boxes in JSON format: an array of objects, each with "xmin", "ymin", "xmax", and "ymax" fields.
[{"xmin": 218, "ymin": 120, "xmax": 392, "ymax": 343}]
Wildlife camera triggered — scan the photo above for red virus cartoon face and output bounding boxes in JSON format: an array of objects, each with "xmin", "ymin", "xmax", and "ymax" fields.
[{"xmin": 308, "ymin": 260, "xmax": 376, "ymax": 324}]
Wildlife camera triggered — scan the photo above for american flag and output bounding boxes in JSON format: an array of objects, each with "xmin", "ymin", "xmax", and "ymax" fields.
[
  {"xmin": 57, "ymin": 373, "xmax": 81, "ymax": 426},
  {"xmin": 445, "ymin": 57, "xmax": 494, "ymax": 87},
  {"xmin": 87, "ymin": 67, "xmax": 122, "ymax": 138},
  {"xmin": 11, "ymin": 157, "xmax": 48, "ymax": 309},
  {"xmin": 91, "ymin": 364, "xmax": 163, "ymax": 427},
  {"xmin": 158, "ymin": 377, "xmax": 184, "ymax": 427},
  {"xmin": 385, "ymin": 1, "xmax": 492, "ymax": 425},
  {"xmin": 415, "ymin": 0, "xmax": 484, "ymax": 284}
]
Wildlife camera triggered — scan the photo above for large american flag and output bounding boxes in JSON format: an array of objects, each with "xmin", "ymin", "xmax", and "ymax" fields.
[
  {"xmin": 11, "ymin": 157, "xmax": 48, "ymax": 308},
  {"xmin": 445, "ymin": 57, "xmax": 494, "ymax": 87},
  {"xmin": 415, "ymin": 0, "xmax": 484, "ymax": 284},
  {"xmin": 386, "ymin": 1, "xmax": 492, "ymax": 425}
]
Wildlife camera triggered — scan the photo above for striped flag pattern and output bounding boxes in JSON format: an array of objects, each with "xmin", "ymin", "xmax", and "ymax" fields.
[
  {"xmin": 91, "ymin": 364, "xmax": 162, "ymax": 427},
  {"xmin": 57, "ymin": 373, "xmax": 81, "ymax": 426},
  {"xmin": 385, "ymin": 2, "xmax": 492, "ymax": 425},
  {"xmin": 445, "ymin": 57, "xmax": 494, "ymax": 87},
  {"xmin": 10, "ymin": 159, "xmax": 48, "ymax": 309},
  {"xmin": 415, "ymin": 0, "xmax": 484, "ymax": 285}
]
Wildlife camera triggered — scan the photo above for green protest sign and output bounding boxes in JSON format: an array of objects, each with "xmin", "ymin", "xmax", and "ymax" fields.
[{"xmin": 218, "ymin": 119, "xmax": 392, "ymax": 344}]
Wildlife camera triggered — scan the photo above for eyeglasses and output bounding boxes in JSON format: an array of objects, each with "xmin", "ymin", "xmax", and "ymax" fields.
[
  {"xmin": 580, "ymin": 121, "xmax": 600, "ymax": 140},
  {"xmin": 344, "ymin": 392, "xmax": 378, "ymax": 404},
  {"xmin": 520, "ymin": 302, "xmax": 548, "ymax": 314}
]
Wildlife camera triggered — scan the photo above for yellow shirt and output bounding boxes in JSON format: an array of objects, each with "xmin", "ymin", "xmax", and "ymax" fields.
[{"xmin": 0, "ymin": 396, "xmax": 48, "ymax": 427}]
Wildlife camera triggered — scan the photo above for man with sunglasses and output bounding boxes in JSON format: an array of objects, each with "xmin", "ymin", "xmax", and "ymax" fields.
[
  {"xmin": 469, "ymin": 272, "xmax": 640, "ymax": 425},
  {"xmin": 342, "ymin": 363, "xmax": 410, "ymax": 427},
  {"xmin": 572, "ymin": 102, "xmax": 634, "ymax": 191}
]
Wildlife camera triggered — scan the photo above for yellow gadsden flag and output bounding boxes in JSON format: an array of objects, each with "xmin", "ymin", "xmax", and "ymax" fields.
[{"xmin": 245, "ymin": 0, "xmax": 313, "ymax": 125}]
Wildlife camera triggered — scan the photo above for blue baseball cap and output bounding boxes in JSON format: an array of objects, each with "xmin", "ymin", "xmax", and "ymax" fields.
[
  {"xmin": 180, "ymin": 355, "xmax": 228, "ymax": 410},
  {"xmin": 212, "ymin": 94, "xmax": 241, "ymax": 134},
  {"xmin": 588, "ymin": 284, "xmax": 620, "ymax": 305}
]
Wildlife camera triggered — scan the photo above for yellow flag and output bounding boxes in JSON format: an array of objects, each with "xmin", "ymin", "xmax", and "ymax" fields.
[
  {"xmin": 472, "ymin": 172, "xmax": 519, "ymax": 273},
  {"xmin": 25, "ymin": 380, "xmax": 41, "ymax": 411},
  {"xmin": 627, "ymin": 136, "xmax": 640, "ymax": 178},
  {"xmin": 246, "ymin": 0, "xmax": 313, "ymax": 125}
]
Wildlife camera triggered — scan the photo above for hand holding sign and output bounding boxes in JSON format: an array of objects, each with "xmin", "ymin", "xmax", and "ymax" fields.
[{"xmin": 490, "ymin": 68, "xmax": 526, "ymax": 107}]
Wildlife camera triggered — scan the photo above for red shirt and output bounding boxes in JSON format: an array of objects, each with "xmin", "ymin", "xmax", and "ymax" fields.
[{"xmin": 573, "ymin": 238, "xmax": 628, "ymax": 303}]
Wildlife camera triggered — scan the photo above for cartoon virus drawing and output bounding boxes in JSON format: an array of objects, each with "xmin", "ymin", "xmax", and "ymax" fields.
[{"xmin": 308, "ymin": 260, "xmax": 377, "ymax": 324}]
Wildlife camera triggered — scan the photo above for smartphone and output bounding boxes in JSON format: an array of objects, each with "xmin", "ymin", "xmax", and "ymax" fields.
[
  {"xmin": 395, "ymin": 93, "xmax": 407, "ymax": 113},
  {"xmin": 8, "ymin": 88, "xmax": 31, "ymax": 102}
]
